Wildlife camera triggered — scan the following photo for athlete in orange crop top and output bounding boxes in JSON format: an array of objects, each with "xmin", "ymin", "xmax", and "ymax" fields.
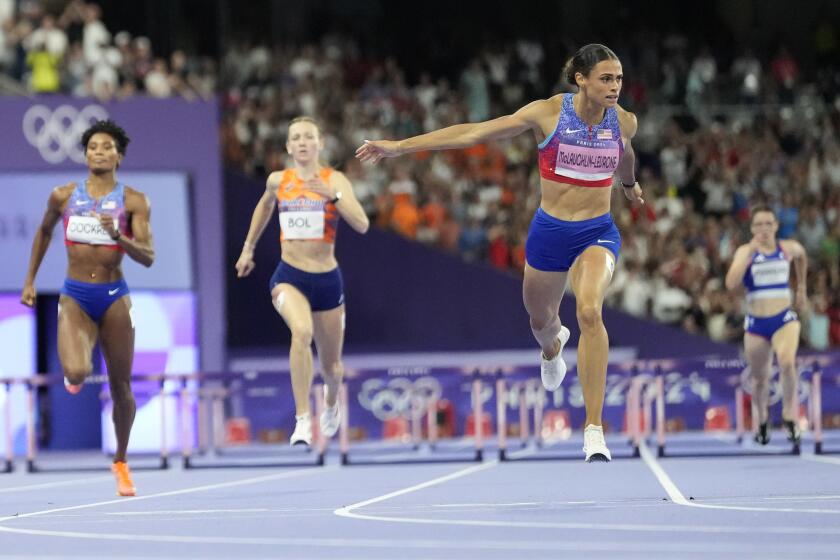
[
  {"xmin": 357, "ymin": 44, "xmax": 645, "ymax": 462},
  {"xmin": 236, "ymin": 117, "xmax": 369, "ymax": 446}
]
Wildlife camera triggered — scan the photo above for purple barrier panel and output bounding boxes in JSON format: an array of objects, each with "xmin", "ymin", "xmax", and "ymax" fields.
[
  {"xmin": 0, "ymin": 96, "xmax": 223, "ymax": 371},
  {"xmin": 225, "ymin": 352, "xmax": 840, "ymax": 445}
]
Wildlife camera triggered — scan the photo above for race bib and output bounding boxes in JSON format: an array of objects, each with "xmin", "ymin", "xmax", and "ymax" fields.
[
  {"xmin": 751, "ymin": 260, "xmax": 789, "ymax": 286},
  {"xmin": 66, "ymin": 215, "xmax": 117, "ymax": 245},
  {"xmin": 280, "ymin": 210, "xmax": 325, "ymax": 240}
]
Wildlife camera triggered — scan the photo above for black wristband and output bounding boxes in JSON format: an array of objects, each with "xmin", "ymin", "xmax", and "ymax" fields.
[
  {"xmin": 110, "ymin": 230, "xmax": 121, "ymax": 241},
  {"xmin": 621, "ymin": 181, "xmax": 636, "ymax": 189}
]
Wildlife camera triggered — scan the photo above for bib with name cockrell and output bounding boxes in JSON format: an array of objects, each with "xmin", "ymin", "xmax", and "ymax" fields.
[
  {"xmin": 275, "ymin": 168, "xmax": 339, "ymax": 243},
  {"xmin": 63, "ymin": 180, "xmax": 131, "ymax": 250}
]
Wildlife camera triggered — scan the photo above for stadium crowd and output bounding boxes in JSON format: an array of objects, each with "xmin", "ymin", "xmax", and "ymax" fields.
[{"xmin": 3, "ymin": 0, "xmax": 839, "ymax": 348}]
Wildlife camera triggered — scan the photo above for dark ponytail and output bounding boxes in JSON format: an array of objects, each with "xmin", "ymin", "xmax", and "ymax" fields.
[{"xmin": 563, "ymin": 44, "xmax": 619, "ymax": 87}]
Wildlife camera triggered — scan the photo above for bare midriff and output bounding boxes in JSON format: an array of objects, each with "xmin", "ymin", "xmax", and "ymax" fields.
[
  {"xmin": 747, "ymin": 297, "xmax": 791, "ymax": 318},
  {"xmin": 66, "ymin": 245, "xmax": 125, "ymax": 283},
  {"xmin": 538, "ymin": 176, "xmax": 612, "ymax": 221},
  {"xmin": 281, "ymin": 240, "xmax": 338, "ymax": 273}
]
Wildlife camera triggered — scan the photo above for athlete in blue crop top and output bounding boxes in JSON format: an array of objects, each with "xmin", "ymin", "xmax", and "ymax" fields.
[
  {"xmin": 357, "ymin": 44, "xmax": 645, "ymax": 462},
  {"xmin": 21, "ymin": 120, "xmax": 155, "ymax": 496},
  {"xmin": 725, "ymin": 206, "xmax": 808, "ymax": 446}
]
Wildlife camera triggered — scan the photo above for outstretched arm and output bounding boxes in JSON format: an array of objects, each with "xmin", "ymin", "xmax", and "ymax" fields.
[
  {"xmin": 235, "ymin": 172, "xmax": 279, "ymax": 278},
  {"xmin": 21, "ymin": 186, "xmax": 68, "ymax": 307},
  {"xmin": 355, "ymin": 99, "xmax": 549, "ymax": 164}
]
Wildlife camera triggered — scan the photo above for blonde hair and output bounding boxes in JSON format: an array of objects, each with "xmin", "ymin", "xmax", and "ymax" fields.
[{"xmin": 287, "ymin": 116, "xmax": 321, "ymax": 137}]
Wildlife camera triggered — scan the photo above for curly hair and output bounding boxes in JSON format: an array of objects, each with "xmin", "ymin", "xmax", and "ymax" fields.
[{"xmin": 80, "ymin": 120, "xmax": 131, "ymax": 155}]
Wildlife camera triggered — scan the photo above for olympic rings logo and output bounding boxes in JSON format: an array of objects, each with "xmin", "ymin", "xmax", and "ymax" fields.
[
  {"xmin": 357, "ymin": 376, "xmax": 443, "ymax": 421},
  {"xmin": 22, "ymin": 104, "xmax": 109, "ymax": 164}
]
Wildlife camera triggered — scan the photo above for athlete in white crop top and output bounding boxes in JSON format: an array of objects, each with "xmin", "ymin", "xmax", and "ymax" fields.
[
  {"xmin": 725, "ymin": 206, "xmax": 808, "ymax": 445},
  {"xmin": 21, "ymin": 120, "xmax": 154, "ymax": 496}
]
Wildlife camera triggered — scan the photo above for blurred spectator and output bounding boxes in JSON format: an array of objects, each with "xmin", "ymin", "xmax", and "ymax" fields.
[{"xmin": 3, "ymin": 4, "xmax": 839, "ymax": 348}]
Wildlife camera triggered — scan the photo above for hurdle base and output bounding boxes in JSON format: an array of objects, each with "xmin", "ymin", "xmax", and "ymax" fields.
[
  {"xmin": 657, "ymin": 445, "xmax": 665, "ymax": 458},
  {"xmin": 815, "ymin": 442, "xmax": 823, "ymax": 455},
  {"xmin": 499, "ymin": 449, "xmax": 507, "ymax": 461},
  {"xmin": 2, "ymin": 459, "xmax": 12, "ymax": 473}
]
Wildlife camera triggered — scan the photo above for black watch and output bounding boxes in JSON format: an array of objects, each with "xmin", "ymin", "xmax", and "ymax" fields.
[
  {"xmin": 330, "ymin": 191, "xmax": 343, "ymax": 204},
  {"xmin": 110, "ymin": 231, "xmax": 121, "ymax": 241}
]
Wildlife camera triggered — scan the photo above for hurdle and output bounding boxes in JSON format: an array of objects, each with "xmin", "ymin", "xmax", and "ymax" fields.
[
  {"xmin": 179, "ymin": 372, "xmax": 325, "ymax": 469},
  {"xmin": 809, "ymin": 363, "xmax": 840, "ymax": 455},
  {"xmin": 22, "ymin": 374, "xmax": 170, "ymax": 473},
  {"xmin": 497, "ymin": 369, "xmax": 636, "ymax": 462},
  {"xmin": 338, "ymin": 371, "xmax": 485, "ymax": 466},
  {"xmin": 2, "ymin": 380, "xmax": 12, "ymax": 473},
  {"xmin": 628, "ymin": 366, "xmax": 800, "ymax": 458}
]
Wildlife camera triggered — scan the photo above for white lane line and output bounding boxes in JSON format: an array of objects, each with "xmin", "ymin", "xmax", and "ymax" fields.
[
  {"xmin": 763, "ymin": 495, "xmax": 840, "ymax": 501},
  {"xmin": 1, "ymin": 529, "xmax": 839, "ymax": 554},
  {"xmin": 335, "ymin": 460, "xmax": 499, "ymax": 519},
  {"xmin": 637, "ymin": 440, "xmax": 690, "ymax": 505},
  {"xmin": 431, "ymin": 501, "xmax": 541, "ymax": 508},
  {"xmin": 332, "ymin": 453, "xmax": 840, "ymax": 534},
  {"xmin": 0, "ymin": 476, "xmax": 112, "ymax": 494},
  {"xmin": 802, "ymin": 454, "xmax": 840, "ymax": 466},
  {"xmin": 105, "ymin": 508, "xmax": 273, "ymax": 516},
  {"xmin": 0, "ymin": 466, "xmax": 336, "ymax": 524},
  {"xmin": 638, "ymin": 440, "xmax": 840, "ymax": 514}
]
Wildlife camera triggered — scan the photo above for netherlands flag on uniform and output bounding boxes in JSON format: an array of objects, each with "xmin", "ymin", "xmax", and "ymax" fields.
[{"xmin": 597, "ymin": 129, "xmax": 613, "ymax": 140}]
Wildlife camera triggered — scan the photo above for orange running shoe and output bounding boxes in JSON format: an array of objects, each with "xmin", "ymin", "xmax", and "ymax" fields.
[
  {"xmin": 64, "ymin": 377, "xmax": 82, "ymax": 395},
  {"xmin": 111, "ymin": 461, "xmax": 136, "ymax": 496}
]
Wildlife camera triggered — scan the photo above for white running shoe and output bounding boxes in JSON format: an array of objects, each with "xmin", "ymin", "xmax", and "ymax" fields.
[
  {"xmin": 583, "ymin": 424, "xmax": 611, "ymax": 462},
  {"xmin": 540, "ymin": 326, "xmax": 571, "ymax": 391},
  {"xmin": 290, "ymin": 413, "xmax": 312, "ymax": 446},
  {"xmin": 320, "ymin": 402, "xmax": 340, "ymax": 438}
]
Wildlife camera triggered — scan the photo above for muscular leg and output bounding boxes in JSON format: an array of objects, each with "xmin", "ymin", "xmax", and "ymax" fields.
[
  {"xmin": 771, "ymin": 321, "xmax": 801, "ymax": 422},
  {"xmin": 271, "ymin": 284, "xmax": 315, "ymax": 416},
  {"xmin": 568, "ymin": 247, "xmax": 614, "ymax": 427},
  {"xmin": 744, "ymin": 333, "xmax": 773, "ymax": 426},
  {"xmin": 99, "ymin": 296, "xmax": 135, "ymax": 463},
  {"xmin": 57, "ymin": 295, "xmax": 98, "ymax": 386},
  {"xmin": 522, "ymin": 264, "xmax": 568, "ymax": 357},
  {"xmin": 312, "ymin": 305, "xmax": 345, "ymax": 408}
]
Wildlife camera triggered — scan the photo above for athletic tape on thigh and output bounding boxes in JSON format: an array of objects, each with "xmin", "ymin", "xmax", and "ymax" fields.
[
  {"xmin": 128, "ymin": 306, "xmax": 135, "ymax": 329},
  {"xmin": 273, "ymin": 291, "xmax": 286, "ymax": 314},
  {"xmin": 341, "ymin": 311, "xmax": 345, "ymax": 331},
  {"xmin": 605, "ymin": 252, "xmax": 615, "ymax": 278}
]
